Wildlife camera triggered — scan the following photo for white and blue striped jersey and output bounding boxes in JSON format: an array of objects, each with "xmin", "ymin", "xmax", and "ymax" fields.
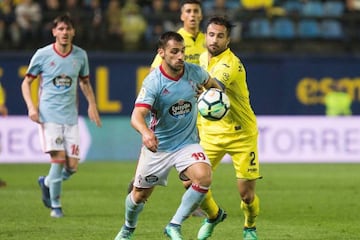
[
  {"xmin": 26, "ymin": 44, "xmax": 89, "ymax": 124},
  {"xmin": 135, "ymin": 62, "xmax": 209, "ymax": 152}
]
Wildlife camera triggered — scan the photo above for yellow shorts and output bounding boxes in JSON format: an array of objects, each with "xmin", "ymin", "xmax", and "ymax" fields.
[{"xmin": 200, "ymin": 131, "xmax": 261, "ymax": 180}]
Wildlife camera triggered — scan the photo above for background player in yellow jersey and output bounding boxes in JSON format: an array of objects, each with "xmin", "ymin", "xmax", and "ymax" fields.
[
  {"xmin": 196, "ymin": 16, "xmax": 261, "ymax": 240},
  {"xmin": 0, "ymin": 81, "xmax": 8, "ymax": 187},
  {"xmin": 150, "ymin": 0, "xmax": 205, "ymax": 69},
  {"xmin": 0, "ymin": 82, "xmax": 8, "ymax": 117}
]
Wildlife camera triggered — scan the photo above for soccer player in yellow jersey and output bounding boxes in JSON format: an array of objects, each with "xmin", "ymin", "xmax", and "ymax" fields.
[
  {"xmin": 196, "ymin": 16, "xmax": 261, "ymax": 240},
  {"xmin": 0, "ymin": 81, "xmax": 8, "ymax": 187},
  {"xmin": 0, "ymin": 82, "xmax": 8, "ymax": 116},
  {"xmin": 150, "ymin": 0, "xmax": 205, "ymax": 69}
]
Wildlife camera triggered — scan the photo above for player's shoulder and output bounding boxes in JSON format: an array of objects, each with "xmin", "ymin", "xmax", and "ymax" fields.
[
  {"xmin": 199, "ymin": 51, "xmax": 208, "ymax": 62},
  {"xmin": 184, "ymin": 62, "xmax": 203, "ymax": 72},
  {"xmin": 184, "ymin": 62, "xmax": 208, "ymax": 82},
  {"xmin": 219, "ymin": 49, "xmax": 243, "ymax": 68},
  {"xmin": 30, "ymin": 44, "xmax": 54, "ymax": 60},
  {"xmin": 35, "ymin": 44, "xmax": 53, "ymax": 54},
  {"xmin": 197, "ymin": 31, "xmax": 205, "ymax": 39},
  {"xmin": 223, "ymin": 48, "xmax": 240, "ymax": 61},
  {"xmin": 143, "ymin": 67, "xmax": 160, "ymax": 86},
  {"xmin": 71, "ymin": 44, "xmax": 87, "ymax": 56}
]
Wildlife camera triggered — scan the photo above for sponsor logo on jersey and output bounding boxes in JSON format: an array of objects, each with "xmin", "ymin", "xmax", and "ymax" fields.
[
  {"xmin": 169, "ymin": 100, "xmax": 192, "ymax": 119},
  {"xmin": 53, "ymin": 75, "xmax": 72, "ymax": 89},
  {"xmin": 247, "ymin": 167, "xmax": 258, "ymax": 173},
  {"xmin": 185, "ymin": 53, "xmax": 200, "ymax": 62},
  {"xmin": 145, "ymin": 175, "xmax": 158, "ymax": 183}
]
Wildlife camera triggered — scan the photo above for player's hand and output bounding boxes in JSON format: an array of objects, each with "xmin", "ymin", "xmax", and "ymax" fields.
[
  {"xmin": 88, "ymin": 106, "xmax": 102, "ymax": 127},
  {"xmin": 196, "ymin": 84, "xmax": 204, "ymax": 98},
  {"xmin": 142, "ymin": 130, "xmax": 158, "ymax": 152},
  {"xmin": 0, "ymin": 105, "xmax": 8, "ymax": 117},
  {"xmin": 28, "ymin": 107, "xmax": 40, "ymax": 123}
]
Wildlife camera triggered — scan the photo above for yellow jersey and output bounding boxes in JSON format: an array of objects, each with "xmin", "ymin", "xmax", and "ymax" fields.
[
  {"xmin": 0, "ymin": 83, "xmax": 5, "ymax": 105},
  {"xmin": 151, "ymin": 28, "xmax": 206, "ymax": 68},
  {"xmin": 241, "ymin": 0, "xmax": 273, "ymax": 10},
  {"xmin": 199, "ymin": 48, "xmax": 257, "ymax": 135}
]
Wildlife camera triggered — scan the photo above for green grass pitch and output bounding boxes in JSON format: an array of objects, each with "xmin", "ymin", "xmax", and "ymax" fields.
[{"xmin": 1, "ymin": 162, "xmax": 360, "ymax": 239}]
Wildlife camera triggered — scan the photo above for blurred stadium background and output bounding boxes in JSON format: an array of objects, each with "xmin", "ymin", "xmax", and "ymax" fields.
[
  {"xmin": 1, "ymin": 0, "xmax": 360, "ymax": 163},
  {"xmin": 1, "ymin": 2, "xmax": 360, "ymax": 239}
]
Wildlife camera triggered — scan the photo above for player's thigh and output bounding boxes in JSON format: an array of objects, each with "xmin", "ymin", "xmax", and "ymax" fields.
[
  {"xmin": 229, "ymin": 135, "xmax": 261, "ymax": 180},
  {"xmin": 39, "ymin": 122, "xmax": 66, "ymax": 153},
  {"xmin": 64, "ymin": 124, "xmax": 80, "ymax": 160},
  {"xmin": 175, "ymin": 144, "xmax": 212, "ymax": 186},
  {"xmin": 200, "ymin": 139, "xmax": 226, "ymax": 170},
  {"xmin": 134, "ymin": 147, "xmax": 173, "ymax": 188}
]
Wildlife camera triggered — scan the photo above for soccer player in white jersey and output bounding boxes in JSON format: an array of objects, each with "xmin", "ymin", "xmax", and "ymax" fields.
[
  {"xmin": 21, "ymin": 13, "xmax": 102, "ymax": 218},
  {"xmin": 113, "ymin": 31, "xmax": 222, "ymax": 240}
]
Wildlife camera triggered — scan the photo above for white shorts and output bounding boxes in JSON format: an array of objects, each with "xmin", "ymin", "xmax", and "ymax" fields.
[
  {"xmin": 133, "ymin": 143, "xmax": 211, "ymax": 188},
  {"xmin": 39, "ymin": 122, "xmax": 80, "ymax": 159}
]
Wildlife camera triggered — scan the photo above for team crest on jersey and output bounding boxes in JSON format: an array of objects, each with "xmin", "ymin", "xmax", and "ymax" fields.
[
  {"xmin": 169, "ymin": 99, "xmax": 192, "ymax": 119},
  {"xmin": 53, "ymin": 75, "xmax": 72, "ymax": 89},
  {"xmin": 138, "ymin": 87, "xmax": 146, "ymax": 101},
  {"xmin": 55, "ymin": 137, "xmax": 63, "ymax": 145}
]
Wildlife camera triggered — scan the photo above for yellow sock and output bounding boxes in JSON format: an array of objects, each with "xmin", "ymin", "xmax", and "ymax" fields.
[
  {"xmin": 200, "ymin": 189, "xmax": 219, "ymax": 219},
  {"xmin": 240, "ymin": 194, "xmax": 260, "ymax": 228}
]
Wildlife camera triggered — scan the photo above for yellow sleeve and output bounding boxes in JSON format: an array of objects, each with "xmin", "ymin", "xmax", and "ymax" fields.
[
  {"xmin": 150, "ymin": 54, "xmax": 162, "ymax": 69},
  {"xmin": 0, "ymin": 84, "xmax": 5, "ymax": 105}
]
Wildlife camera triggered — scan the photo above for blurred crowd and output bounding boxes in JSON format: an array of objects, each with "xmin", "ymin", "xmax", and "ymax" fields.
[{"xmin": 0, "ymin": 0, "xmax": 360, "ymax": 53}]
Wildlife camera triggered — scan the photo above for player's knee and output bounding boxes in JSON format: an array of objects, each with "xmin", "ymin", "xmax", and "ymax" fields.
[
  {"xmin": 127, "ymin": 179, "xmax": 135, "ymax": 194},
  {"xmin": 132, "ymin": 187, "xmax": 152, "ymax": 203},
  {"xmin": 241, "ymin": 192, "xmax": 255, "ymax": 204},
  {"xmin": 193, "ymin": 174, "xmax": 211, "ymax": 188},
  {"xmin": 182, "ymin": 180, "xmax": 192, "ymax": 189},
  {"xmin": 66, "ymin": 159, "xmax": 79, "ymax": 171}
]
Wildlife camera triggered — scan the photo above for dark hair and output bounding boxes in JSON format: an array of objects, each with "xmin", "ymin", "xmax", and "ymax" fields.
[
  {"xmin": 158, "ymin": 31, "xmax": 184, "ymax": 49},
  {"xmin": 181, "ymin": 0, "xmax": 202, "ymax": 8},
  {"xmin": 52, "ymin": 13, "xmax": 74, "ymax": 29},
  {"xmin": 206, "ymin": 16, "xmax": 235, "ymax": 37}
]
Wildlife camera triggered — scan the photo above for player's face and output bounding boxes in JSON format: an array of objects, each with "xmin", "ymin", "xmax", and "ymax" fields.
[
  {"xmin": 206, "ymin": 23, "xmax": 230, "ymax": 57},
  {"xmin": 160, "ymin": 39, "xmax": 185, "ymax": 73},
  {"xmin": 180, "ymin": 4, "xmax": 202, "ymax": 30},
  {"xmin": 52, "ymin": 22, "xmax": 75, "ymax": 46}
]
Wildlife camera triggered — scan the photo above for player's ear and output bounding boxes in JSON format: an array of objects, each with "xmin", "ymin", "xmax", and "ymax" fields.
[
  {"xmin": 158, "ymin": 48, "xmax": 165, "ymax": 58},
  {"xmin": 180, "ymin": 12, "xmax": 185, "ymax": 22}
]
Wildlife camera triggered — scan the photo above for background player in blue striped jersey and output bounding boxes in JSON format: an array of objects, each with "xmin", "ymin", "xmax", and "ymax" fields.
[
  {"xmin": 21, "ymin": 13, "xmax": 102, "ymax": 218},
  {"xmin": 114, "ymin": 31, "xmax": 222, "ymax": 240}
]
